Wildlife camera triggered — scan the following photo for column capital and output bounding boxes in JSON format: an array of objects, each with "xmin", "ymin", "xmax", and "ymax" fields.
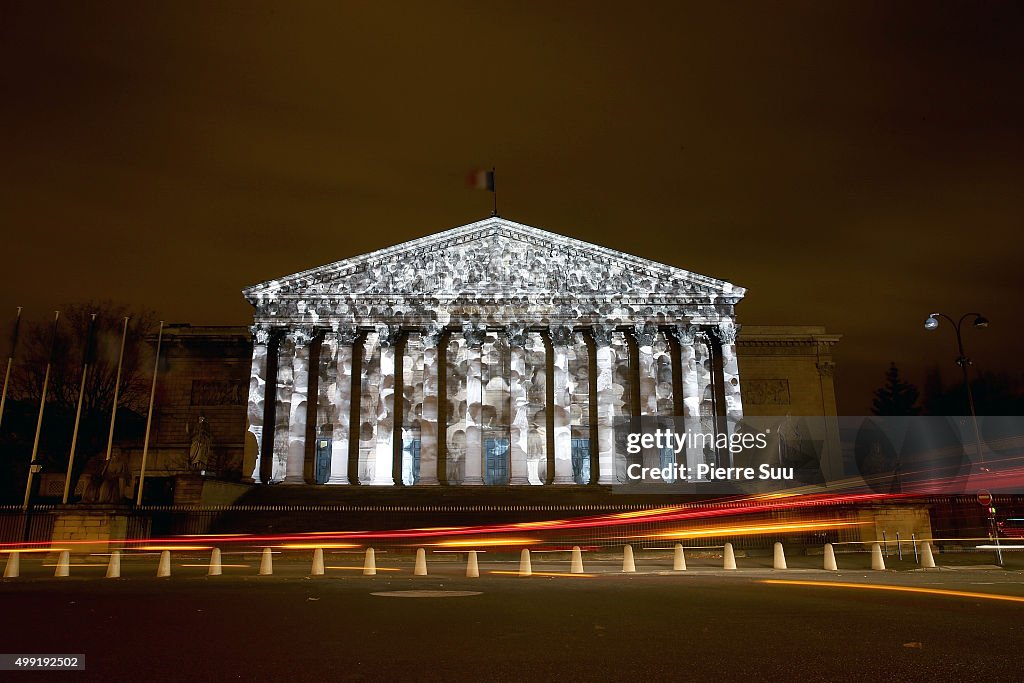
[
  {"xmin": 714, "ymin": 320, "xmax": 739, "ymax": 345},
  {"xmin": 670, "ymin": 323, "xmax": 697, "ymax": 346},
  {"xmin": 285, "ymin": 325, "xmax": 314, "ymax": 348},
  {"xmin": 503, "ymin": 323, "xmax": 530, "ymax": 348},
  {"xmin": 421, "ymin": 321, "xmax": 445, "ymax": 348},
  {"xmin": 633, "ymin": 321, "xmax": 659, "ymax": 348},
  {"xmin": 591, "ymin": 323, "xmax": 616, "ymax": 348},
  {"xmin": 462, "ymin": 322, "xmax": 487, "ymax": 349},
  {"xmin": 250, "ymin": 324, "xmax": 272, "ymax": 346},
  {"xmin": 376, "ymin": 323, "xmax": 402, "ymax": 347},
  {"xmin": 549, "ymin": 323, "xmax": 574, "ymax": 347},
  {"xmin": 327, "ymin": 324, "xmax": 360, "ymax": 346}
]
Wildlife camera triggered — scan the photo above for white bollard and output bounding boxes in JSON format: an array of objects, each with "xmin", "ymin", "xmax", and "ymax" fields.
[
  {"xmin": 3, "ymin": 552, "xmax": 20, "ymax": 578},
  {"xmin": 259, "ymin": 547, "xmax": 273, "ymax": 575},
  {"xmin": 55, "ymin": 550, "xmax": 70, "ymax": 577},
  {"xmin": 723, "ymin": 543, "xmax": 737, "ymax": 570},
  {"xmin": 106, "ymin": 550, "xmax": 121, "ymax": 578},
  {"xmin": 871, "ymin": 542, "xmax": 886, "ymax": 570},
  {"xmin": 920, "ymin": 541, "xmax": 936, "ymax": 569},
  {"xmin": 622, "ymin": 544, "xmax": 636, "ymax": 573},
  {"xmin": 363, "ymin": 548, "xmax": 376, "ymax": 576},
  {"xmin": 824, "ymin": 543, "xmax": 838, "ymax": 571},
  {"xmin": 311, "ymin": 548, "xmax": 324, "ymax": 576},
  {"xmin": 208, "ymin": 548, "xmax": 222, "ymax": 576},
  {"xmin": 673, "ymin": 543, "xmax": 687, "ymax": 571},
  {"xmin": 519, "ymin": 548, "xmax": 532, "ymax": 577},
  {"xmin": 466, "ymin": 550, "xmax": 479, "ymax": 578},
  {"xmin": 773, "ymin": 542, "xmax": 788, "ymax": 570},
  {"xmin": 570, "ymin": 546, "xmax": 584, "ymax": 574},
  {"xmin": 157, "ymin": 550, "xmax": 171, "ymax": 577},
  {"xmin": 414, "ymin": 548, "xmax": 427, "ymax": 576}
]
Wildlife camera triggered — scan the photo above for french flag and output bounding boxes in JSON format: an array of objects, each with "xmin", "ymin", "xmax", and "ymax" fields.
[{"xmin": 467, "ymin": 168, "xmax": 495, "ymax": 192}]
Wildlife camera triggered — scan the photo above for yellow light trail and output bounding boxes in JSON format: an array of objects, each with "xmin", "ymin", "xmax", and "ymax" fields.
[
  {"xmin": 425, "ymin": 538, "xmax": 541, "ymax": 548},
  {"xmin": 325, "ymin": 566, "xmax": 402, "ymax": 571},
  {"xmin": 489, "ymin": 571, "xmax": 596, "ymax": 578},
  {"xmin": 763, "ymin": 580, "xmax": 1024, "ymax": 604},
  {"xmin": 273, "ymin": 543, "xmax": 362, "ymax": 549},
  {"xmin": 132, "ymin": 546, "xmax": 212, "ymax": 551},
  {"xmin": 635, "ymin": 520, "xmax": 864, "ymax": 540}
]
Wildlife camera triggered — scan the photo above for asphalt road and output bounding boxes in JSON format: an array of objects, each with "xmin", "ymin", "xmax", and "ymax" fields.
[{"xmin": 1, "ymin": 555, "xmax": 1022, "ymax": 682}]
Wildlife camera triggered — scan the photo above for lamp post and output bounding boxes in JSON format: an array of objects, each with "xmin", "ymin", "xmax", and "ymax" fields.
[{"xmin": 923, "ymin": 312, "xmax": 988, "ymax": 468}]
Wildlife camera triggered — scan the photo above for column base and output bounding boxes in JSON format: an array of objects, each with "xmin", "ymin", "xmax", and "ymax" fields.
[
  {"xmin": 553, "ymin": 476, "xmax": 576, "ymax": 484},
  {"xmin": 462, "ymin": 477, "xmax": 484, "ymax": 485},
  {"xmin": 415, "ymin": 478, "xmax": 440, "ymax": 486},
  {"xmin": 282, "ymin": 476, "xmax": 305, "ymax": 485},
  {"xmin": 509, "ymin": 476, "xmax": 531, "ymax": 485},
  {"xmin": 325, "ymin": 476, "xmax": 350, "ymax": 485}
]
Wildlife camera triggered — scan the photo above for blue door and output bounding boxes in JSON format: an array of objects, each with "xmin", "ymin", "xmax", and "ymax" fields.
[
  {"xmin": 484, "ymin": 438, "xmax": 509, "ymax": 485},
  {"xmin": 572, "ymin": 438, "xmax": 591, "ymax": 485},
  {"xmin": 314, "ymin": 439, "xmax": 331, "ymax": 484}
]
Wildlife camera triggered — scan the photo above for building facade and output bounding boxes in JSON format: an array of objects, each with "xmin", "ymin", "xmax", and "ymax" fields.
[{"xmin": 238, "ymin": 217, "xmax": 835, "ymax": 488}]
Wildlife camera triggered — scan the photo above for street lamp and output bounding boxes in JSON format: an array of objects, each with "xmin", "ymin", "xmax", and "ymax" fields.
[{"xmin": 923, "ymin": 312, "xmax": 988, "ymax": 468}]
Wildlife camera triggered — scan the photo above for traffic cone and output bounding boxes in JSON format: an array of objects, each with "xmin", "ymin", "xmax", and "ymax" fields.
[
  {"xmin": 106, "ymin": 550, "xmax": 121, "ymax": 578},
  {"xmin": 363, "ymin": 548, "xmax": 376, "ymax": 576},
  {"xmin": 723, "ymin": 543, "xmax": 737, "ymax": 570},
  {"xmin": 824, "ymin": 543, "xmax": 838, "ymax": 571},
  {"xmin": 871, "ymin": 542, "xmax": 886, "ymax": 570},
  {"xmin": 55, "ymin": 550, "xmax": 70, "ymax": 577},
  {"xmin": 921, "ymin": 541, "xmax": 936, "ymax": 569},
  {"xmin": 3, "ymin": 552, "xmax": 20, "ymax": 578},
  {"xmin": 673, "ymin": 543, "xmax": 687, "ymax": 571},
  {"xmin": 311, "ymin": 548, "xmax": 324, "ymax": 576},
  {"xmin": 622, "ymin": 544, "xmax": 636, "ymax": 573},
  {"xmin": 773, "ymin": 542, "xmax": 787, "ymax": 570},
  {"xmin": 208, "ymin": 548, "xmax": 222, "ymax": 576},
  {"xmin": 570, "ymin": 546, "xmax": 584, "ymax": 574},
  {"xmin": 466, "ymin": 550, "xmax": 479, "ymax": 578},
  {"xmin": 259, "ymin": 547, "xmax": 273, "ymax": 575},
  {"xmin": 157, "ymin": 550, "xmax": 171, "ymax": 577},
  {"xmin": 414, "ymin": 548, "xmax": 427, "ymax": 576}
]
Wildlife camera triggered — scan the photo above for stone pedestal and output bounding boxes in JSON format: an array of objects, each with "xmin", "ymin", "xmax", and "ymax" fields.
[{"xmin": 50, "ymin": 504, "xmax": 140, "ymax": 558}]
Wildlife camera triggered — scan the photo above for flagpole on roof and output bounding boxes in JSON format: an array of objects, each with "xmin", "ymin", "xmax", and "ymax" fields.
[{"xmin": 491, "ymin": 167, "xmax": 498, "ymax": 217}]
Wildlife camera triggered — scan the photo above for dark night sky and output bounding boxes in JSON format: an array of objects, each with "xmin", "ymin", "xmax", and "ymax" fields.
[{"xmin": 1, "ymin": 2, "xmax": 1022, "ymax": 414}]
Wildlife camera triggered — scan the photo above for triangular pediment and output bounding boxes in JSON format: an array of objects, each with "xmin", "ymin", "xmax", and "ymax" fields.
[{"xmin": 243, "ymin": 217, "xmax": 744, "ymax": 304}]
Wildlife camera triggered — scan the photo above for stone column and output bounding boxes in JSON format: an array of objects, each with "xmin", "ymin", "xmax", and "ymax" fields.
[
  {"xmin": 550, "ymin": 324, "xmax": 574, "ymax": 484},
  {"xmin": 462, "ymin": 323, "xmax": 486, "ymax": 485},
  {"xmin": 417, "ymin": 324, "xmax": 443, "ymax": 485},
  {"xmin": 372, "ymin": 324, "xmax": 399, "ymax": 486},
  {"xmin": 593, "ymin": 324, "xmax": 617, "ymax": 485},
  {"xmin": 505, "ymin": 325, "xmax": 530, "ymax": 485},
  {"xmin": 284, "ymin": 327, "xmax": 312, "ymax": 484},
  {"xmin": 673, "ymin": 324, "xmax": 703, "ymax": 472},
  {"xmin": 327, "ymin": 326, "xmax": 358, "ymax": 484},
  {"xmin": 244, "ymin": 325, "xmax": 270, "ymax": 483},
  {"xmin": 634, "ymin": 322, "xmax": 660, "ymax": 416},
  {"xmin": 272, "ymin": 334, "xmax": 295, "ymax": 483},
  {"xmin": 716, "ymin": 320, "xmax": 743, "ymax": 421}
]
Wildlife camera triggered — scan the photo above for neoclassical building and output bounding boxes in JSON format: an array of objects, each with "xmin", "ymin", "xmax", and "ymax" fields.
[{"xmin": 241, "ymin": 217, "xmax": 752, "ymax": 488}]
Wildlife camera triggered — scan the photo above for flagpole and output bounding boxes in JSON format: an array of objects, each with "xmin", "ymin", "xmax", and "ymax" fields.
[
  {"xmin": 491, "ymin": 167, "xmax": 497, "ymax": 217},
  {"xmin": 62, "ymin": 313, "xmax": 96, "ymax": 504},
  {"xmin": 136, "ymin": 321, "xmax": 164, "ymax": 506},
  {"xmin": 23, "ymin": 311, "xmax": 60, "ymax": 510},
  {"xmin": 0, "ymin": 306, "xmax": 22, "ymax": 434},
  {"xmin": 104, "ymin": 316, "xmax": 129, "ymax": 463}
]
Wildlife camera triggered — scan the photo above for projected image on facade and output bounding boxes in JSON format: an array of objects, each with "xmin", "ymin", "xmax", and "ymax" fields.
[{"xmin": 242, "ymin": 217, "xmax": 745, "ymax": 487}]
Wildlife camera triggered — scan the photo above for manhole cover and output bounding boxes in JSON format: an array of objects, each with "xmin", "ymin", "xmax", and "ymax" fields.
[{"xmin": 371, "ymin": 590, "xmax": 482, "ymax": 598}]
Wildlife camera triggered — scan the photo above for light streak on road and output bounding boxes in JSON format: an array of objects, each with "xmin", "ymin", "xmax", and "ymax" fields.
[{"xmin": 762, "ymin": 580, "xmax": 1024, "ymax": 604}]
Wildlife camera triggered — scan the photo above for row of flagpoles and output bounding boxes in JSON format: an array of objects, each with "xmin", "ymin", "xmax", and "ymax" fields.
[{"xmin": 0, "ymin": 308, "xmax": 165, "ymax": 509}]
